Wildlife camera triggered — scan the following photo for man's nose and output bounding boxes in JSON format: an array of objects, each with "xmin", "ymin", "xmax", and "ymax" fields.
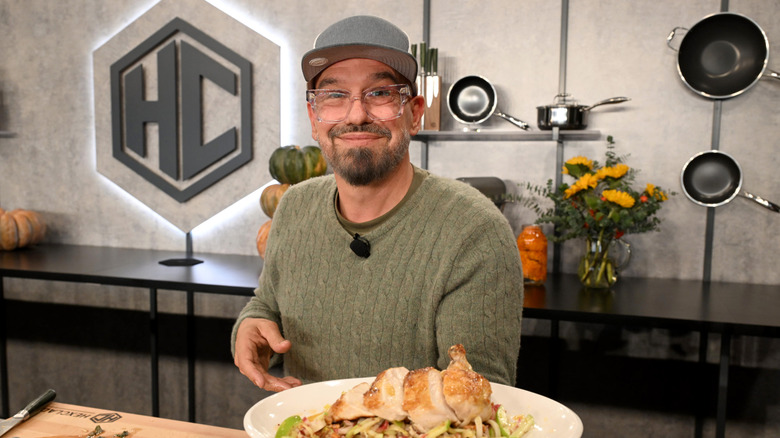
[{"xmin": 344, "ymin": 97, "xmax": 371, "ymax": 124}]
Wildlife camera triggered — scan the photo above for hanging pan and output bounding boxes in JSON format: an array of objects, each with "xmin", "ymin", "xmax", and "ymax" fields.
[
  {"xmin": 667, "ymin": 12, "xmax": 780, "ymax": 99},
  {"xmin": 680, "ymin": 150, "xmax": 779, "ymax": 213},
  {"xmin": 447, "ymin": 75, "xmax": 530, "ymax": 130}
]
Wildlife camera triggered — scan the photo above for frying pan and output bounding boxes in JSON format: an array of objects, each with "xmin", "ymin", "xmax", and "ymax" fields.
[
  {"xmin": 667, "ymin": 12, "xmax": 780, "ymax": 99},
  {"xmin": 447, "ymin": 75, "xmax": 530, "ymax": 130},
  {"xmin": 680, "ymin": 150, "xmax": 780, "ymax": 212}
]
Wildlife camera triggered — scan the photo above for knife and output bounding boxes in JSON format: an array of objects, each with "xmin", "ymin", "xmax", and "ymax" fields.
[{"xmin": 0, "ymin": 389, "xmax": 56, "ymax": 437}]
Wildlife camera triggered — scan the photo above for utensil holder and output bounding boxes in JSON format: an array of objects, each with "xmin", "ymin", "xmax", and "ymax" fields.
[{"xmin": 423, "ymin": 75, "xmax": 441, "ymax": 131}]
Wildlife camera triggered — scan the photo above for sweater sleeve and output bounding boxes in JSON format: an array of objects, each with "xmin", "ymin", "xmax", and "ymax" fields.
[
  {"xmin": 433, "ymin": 203, "xmax": 524, "ymax": 386},
  {"xmin": 229, "ymin": 195, "xmax": 288, "ymax": 358}
]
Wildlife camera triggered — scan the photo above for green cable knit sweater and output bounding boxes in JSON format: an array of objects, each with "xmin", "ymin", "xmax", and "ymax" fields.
[{"xmin": 232, "ymin": 168, "xmax": 524, "ymax": 385}]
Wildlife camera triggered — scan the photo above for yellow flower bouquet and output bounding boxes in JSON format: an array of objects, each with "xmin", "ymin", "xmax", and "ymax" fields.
[{"xmin": 517, "ymin": 136, "xmax": 673, "ymax": 288}]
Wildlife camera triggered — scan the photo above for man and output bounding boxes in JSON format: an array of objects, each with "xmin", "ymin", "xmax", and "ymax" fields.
[{"xmin": 232, "ymin": 15, "xmax": 523, "ymax": 392}]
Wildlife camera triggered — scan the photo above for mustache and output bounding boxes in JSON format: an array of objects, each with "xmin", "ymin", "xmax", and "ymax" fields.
[{"xmin": 329, "ymin": 123, "xmax": 392, "ymax": 140}]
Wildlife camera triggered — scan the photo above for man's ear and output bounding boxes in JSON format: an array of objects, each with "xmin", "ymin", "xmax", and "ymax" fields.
[
  {"xmin": 408, "ymin": 95, "xmax": 425, "ymax": 136},
  {"xmin": 307, "ymin": 103, "xmax": 318, "ymax": 140}
]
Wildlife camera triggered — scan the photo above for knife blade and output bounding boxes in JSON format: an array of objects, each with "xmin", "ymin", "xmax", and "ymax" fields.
[{"xmin": 0, "ymin": 389, "xmax": 56, "ymax": 437}]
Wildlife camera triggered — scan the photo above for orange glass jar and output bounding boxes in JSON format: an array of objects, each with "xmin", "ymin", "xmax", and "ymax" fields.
[{"xmin": 517, "ymin": 225, "xmax": 548, "ymax": 284}]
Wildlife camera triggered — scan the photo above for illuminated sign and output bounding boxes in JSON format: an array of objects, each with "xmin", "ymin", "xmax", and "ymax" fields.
[
  {"xmin": 93, "ymin": 0, "xmax": 280, "ymax": 232},
  {"xmin": 110, "ymin": 18, "xmax": 252, "ymax": 202}
]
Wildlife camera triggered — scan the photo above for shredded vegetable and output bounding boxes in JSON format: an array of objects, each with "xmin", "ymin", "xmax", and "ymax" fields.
[{"xmin": 275, "ymin": 406, "xmax": 534, "ymax": 438}]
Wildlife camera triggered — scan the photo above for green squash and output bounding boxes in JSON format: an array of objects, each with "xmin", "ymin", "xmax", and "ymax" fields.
[{"xmin": 269, "ymin": 145, "xmax": 327, "ymax": 185}]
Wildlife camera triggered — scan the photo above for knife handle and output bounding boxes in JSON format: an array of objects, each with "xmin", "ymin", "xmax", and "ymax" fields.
[{"xmin": 21, "ymin": 389, "xmax": 56, "ymax": 420}]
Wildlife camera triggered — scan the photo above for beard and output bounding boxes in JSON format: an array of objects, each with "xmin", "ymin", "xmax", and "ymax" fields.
[{"xmin": 319, "ymin": 123, "xmax": 410, "ymax": 186}]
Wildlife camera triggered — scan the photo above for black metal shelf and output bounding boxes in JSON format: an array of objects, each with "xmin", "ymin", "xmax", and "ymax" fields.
[{"xmin": 413, "ymin": 129, "xmax": 601, "ymax": 142}]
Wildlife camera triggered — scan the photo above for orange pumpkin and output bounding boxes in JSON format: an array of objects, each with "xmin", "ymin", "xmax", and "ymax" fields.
[
  {"xmin": 0, "ymin": 208, "xmax": 46, "ymax": 250},
  {"xmin": 256, "ymin": 219, "xmax": 272, "ymax": 258},
  {"xmin": 259, "ymin": 184, "xmax": 290, "ymax": 218}
]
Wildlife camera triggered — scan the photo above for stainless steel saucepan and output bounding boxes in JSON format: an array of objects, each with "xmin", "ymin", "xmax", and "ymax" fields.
[{"xmin": 537, "ymin": 94, "xmax": 630, "ymax": 130}]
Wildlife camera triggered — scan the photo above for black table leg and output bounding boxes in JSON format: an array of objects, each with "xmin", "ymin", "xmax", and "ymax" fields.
[
  {"xmin": 150, "ymin": 287, "xmax": 160, "ymax": 417},
  {"xmin": 0, "ymin": 277, "xmax": 8, "ymax": 418},
  {"xmin": 549, "ymin": 318, "xmax": 560, "ymax": 399},
  {"xmin": 187, "ymin": 290, "xmax": 196, "ymax": 423},
  {"xmin": 695, "ymin": 329, "xmax": 708, "ymax": 438},
  {"xmin": 715, "ymin": 331, "xmax": 731, "ymax": 438}
]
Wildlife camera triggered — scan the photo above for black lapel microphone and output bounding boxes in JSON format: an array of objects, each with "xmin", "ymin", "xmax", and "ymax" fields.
[{"xmin": 350, "ymin": 233, "xmax": 371, "ymax": 258}]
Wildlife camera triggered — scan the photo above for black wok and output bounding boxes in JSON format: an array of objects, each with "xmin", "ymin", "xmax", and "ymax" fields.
[
  {"xmin": 680, "ymin": 150, "xmax": 779, "ymax": 212},
  {"xmin": 668, "ymin": 12, "xmax": 780, "ymax": 99},
  {"xmin": 447, "ymin": 75, "xmax": 530, "ymax": 130}
]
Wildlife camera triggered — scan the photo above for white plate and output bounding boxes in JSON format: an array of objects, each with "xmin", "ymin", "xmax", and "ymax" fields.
[{"xmin": 244, "ymin": 377, "xmax": 583, "ymax": 438}]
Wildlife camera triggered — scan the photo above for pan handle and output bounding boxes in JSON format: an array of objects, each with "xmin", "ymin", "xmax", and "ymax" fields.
[
  {"xmin": 740, "ymin": 192, "xmax": 780, "ymax": 213},
  {"xmin": 584, "ymin": 97, "xmax": 631, "ymax": 111},
  {"xmin": 666, "ymin": 27, "xmax": 688, "ymax": 52},
  {"xmin": 493, "ymin": 111, "xmax": 531, "ymax": 130},
  {"xmin": 764, "ymin": 69, "xmax": 780, "ymax": 81}
]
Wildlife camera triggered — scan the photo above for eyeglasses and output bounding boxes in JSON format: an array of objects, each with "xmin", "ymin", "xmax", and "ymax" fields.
[{"xmin": 306, "ymin": 84, "xmax": 412, "ymax": 123}]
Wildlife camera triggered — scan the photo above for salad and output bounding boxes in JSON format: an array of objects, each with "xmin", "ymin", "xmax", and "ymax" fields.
[
  {"xmin": 275, "ymin": 403, "xmax": 534, "ymax": 438},
  {"xmin": 272, "ymin": 345, "xmax": 534, "ymax": 438}
]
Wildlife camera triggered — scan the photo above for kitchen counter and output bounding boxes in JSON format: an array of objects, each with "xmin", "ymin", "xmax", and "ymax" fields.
[
  {"xmin": 4, "ymin": 244, "xmax": 778, "ymax": 335},
  {"xmin": 2, "ymin": 244, "xmax": 779, "ymax": 437},
  {"xmin": 0, "ymin": 244, "xmax": 259, "ymax": 422},
  {"xmin": 522, "ymin": 274, "xmax": 780, "ymax": 337},
  {"xmin": 4, "ymin": 401, "xmax": 246, "ymax": 437}
]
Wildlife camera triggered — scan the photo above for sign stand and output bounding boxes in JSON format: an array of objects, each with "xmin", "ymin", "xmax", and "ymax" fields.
[{"xmin": 159, "ymin": 232, "xmax": 203, "ymax": 266}]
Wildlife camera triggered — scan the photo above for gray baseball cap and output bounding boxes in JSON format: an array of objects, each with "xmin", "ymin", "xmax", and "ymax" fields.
[{"xmin": 302, "ymin": 16, "xmax": 418, "ymax": 94}]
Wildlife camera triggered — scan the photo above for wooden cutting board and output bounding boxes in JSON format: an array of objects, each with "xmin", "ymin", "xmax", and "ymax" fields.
[{"xmin": 4, "ymin": 402, "xmax": 247, "ymax": 437}]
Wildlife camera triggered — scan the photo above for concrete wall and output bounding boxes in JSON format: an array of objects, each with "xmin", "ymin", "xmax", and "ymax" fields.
[
  {"xmin": 2, "ymin": 0, "xmax": 778, "ymax": 283},
  {"xmin": 1, "ymin": 0, "xmax": 778, "ymax": 435}
]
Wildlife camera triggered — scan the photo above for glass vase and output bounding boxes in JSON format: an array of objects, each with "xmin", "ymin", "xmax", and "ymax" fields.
[{"xmin": 577, "ymin": 237, "xmax": 631, "ymax": 289}]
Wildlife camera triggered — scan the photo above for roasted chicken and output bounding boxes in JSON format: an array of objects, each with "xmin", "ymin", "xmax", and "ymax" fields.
[
  {"xmin": 363, "ymin": 366, "xmax": 409, "ymax": 421},
  {"xmin": 326, "ymin": 344, "xmax": 495, "ymax": 432},
  {"xmin": 441, "ymin": 344, "xmax": 493, "ymax": 425},
  {"xmin": 329, "ymin": 382, "xmax": 374, "ymax": 422},
  {"xmin": 402, "ymin": 367, "xmax": 459, "ymax": 431}
]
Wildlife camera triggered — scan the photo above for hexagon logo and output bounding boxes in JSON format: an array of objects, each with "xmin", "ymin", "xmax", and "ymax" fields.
[
  {"xmin": 94, "ymin": 0, "xmax": 279, "ymax": 232},
  {"xmin": 110, "ymin": 17, "xmax": 252, "ymax": 202}
]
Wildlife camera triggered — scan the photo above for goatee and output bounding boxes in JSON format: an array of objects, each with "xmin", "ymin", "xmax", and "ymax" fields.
[{"xmin": 321, "ymin": 124, "xmax": 410, "ymax": 186}]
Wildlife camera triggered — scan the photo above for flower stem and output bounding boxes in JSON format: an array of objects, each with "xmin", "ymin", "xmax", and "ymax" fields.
[
  {"xmin": 594, "ymin": 230, "xmax": 608, "ymax": 286},
  {"xmin": 580, "ymin": 237, "xmax": 595, "ymax": 283},
  {"xmin": 579, "ymin": 229, "xmax": 615, "ymax": 288}
]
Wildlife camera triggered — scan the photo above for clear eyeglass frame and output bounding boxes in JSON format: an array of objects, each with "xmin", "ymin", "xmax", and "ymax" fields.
[{"xmin": 306, "ymin": 84, "xmax": 412, "ymax": 123}]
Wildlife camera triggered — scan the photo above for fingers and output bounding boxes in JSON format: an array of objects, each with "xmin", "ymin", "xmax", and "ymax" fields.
[
  {"xmin": 280, "ymin": 375, "xmax": 303, "ymax": 387},
  {"xmin": 234, "ymin": 341, "xmax": 269, "ymax": 389},
  {"xmin": 236, "ymin": 358, "xmax": 301, "ymax": 392},
  {"xmin": 256, "ymin": 321, "xmax": 292, "ymax": 355},
  {"xmin": 234, "ymin": 318, "xmax": 300, "ymax": 392},
  {"xmin": 262, "ymin": 375, "xmax": 302, "ymax": 392}
]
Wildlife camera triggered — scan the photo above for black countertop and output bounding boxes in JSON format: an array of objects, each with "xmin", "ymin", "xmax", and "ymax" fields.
[
  {"xmin": 0, "ymin": 244, "xmax": 260, "ymax": 295},
  {"xmin": 523, "ymin": 274, "xmax": 780, "ymax": 336},
  {"xmin": 2, "ymin": 244, "xmax": 779, "ymax": 336}
]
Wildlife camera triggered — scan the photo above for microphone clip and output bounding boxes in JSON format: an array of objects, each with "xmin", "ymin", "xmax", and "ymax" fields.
[{"xmin": 350, "ymin": 233, "xmax": 371, "ymax": 258}]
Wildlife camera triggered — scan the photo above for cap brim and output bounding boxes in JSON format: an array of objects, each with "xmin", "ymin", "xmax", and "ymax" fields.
[{"xmin": 302, "ymin": 44, "xmax": 418, "ymax": 90}]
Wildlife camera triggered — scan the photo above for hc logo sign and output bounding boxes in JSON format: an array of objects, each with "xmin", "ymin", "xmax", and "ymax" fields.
[{"xmin": 110, "ymin": 18, "xmax": 253, "ymax": 202}]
